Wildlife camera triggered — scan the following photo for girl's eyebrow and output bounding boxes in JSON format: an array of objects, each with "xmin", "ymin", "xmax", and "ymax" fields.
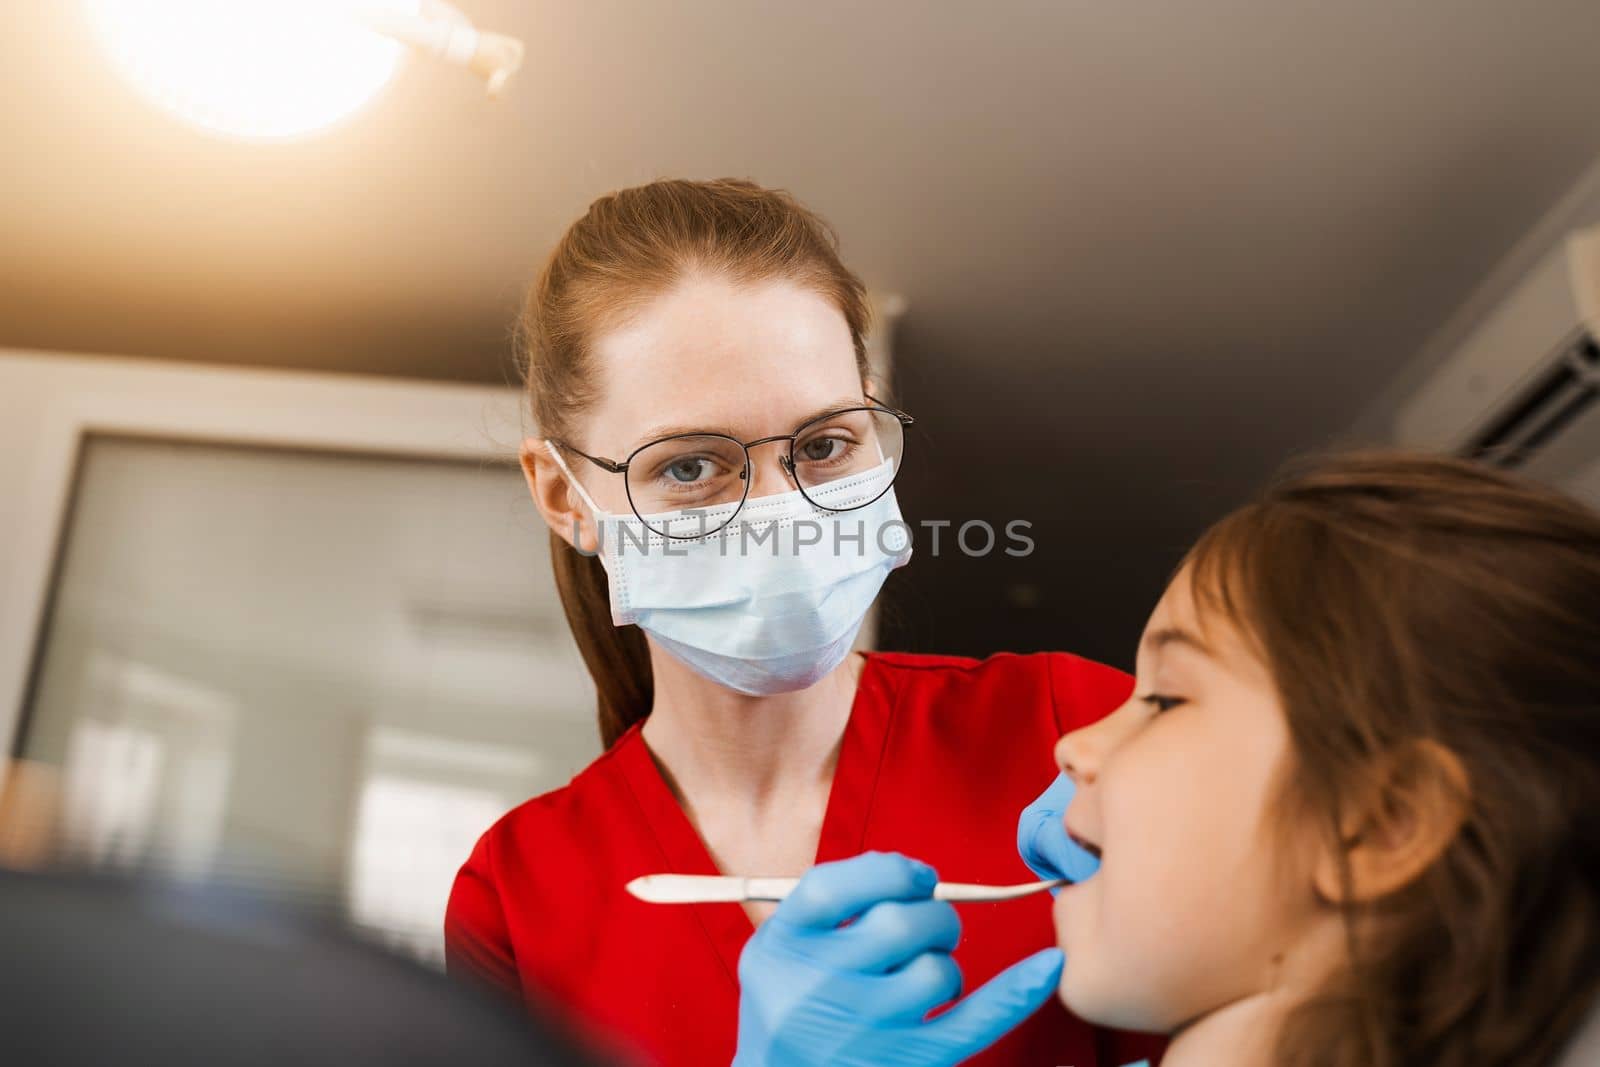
[{"xmin": 1142, "ymin": 627, "xmax": 1213, "ymax": 658}]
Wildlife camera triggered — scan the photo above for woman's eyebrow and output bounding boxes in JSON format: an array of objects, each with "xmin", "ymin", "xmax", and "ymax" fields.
[
  {"xmin": 1142, "ymin": 627, "xmax": 1213, "ymax": 657},
  {"xmin": 629, "ymin": 421, "xmax": 736, "ymax": 448},
  {"xmin": 630, "ymin": 397, "xmax": 868, "ymax": 451},
  {"xmin": 798, "ymin": 396, "xmax": 877, "ymax": 424}
]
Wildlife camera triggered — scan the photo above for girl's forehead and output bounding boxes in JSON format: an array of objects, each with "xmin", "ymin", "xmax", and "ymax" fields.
[
  {"xmin": 1145, "ymin": 567, "xmax": 1204, "ymax": 636},
  {"xmin": 1141, "ymin": 566, "xmax": 1263, "ymax": 678}
]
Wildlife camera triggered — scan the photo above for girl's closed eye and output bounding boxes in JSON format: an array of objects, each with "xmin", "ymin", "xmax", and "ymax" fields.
[{"xmin": 1140, "ymin": 693, "xmax": 1187, "ymax": 714}]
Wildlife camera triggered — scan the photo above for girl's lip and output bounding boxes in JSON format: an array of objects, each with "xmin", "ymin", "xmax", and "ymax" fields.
[{"xmin": 1067, "ymin": 829, "xmax": 1103, "ymax": 861}]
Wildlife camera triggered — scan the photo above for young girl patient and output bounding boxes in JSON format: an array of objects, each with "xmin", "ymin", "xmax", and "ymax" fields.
[{"xmin": 1052, "ymin": 451, "xmax": 1600, "ymax": 1067}]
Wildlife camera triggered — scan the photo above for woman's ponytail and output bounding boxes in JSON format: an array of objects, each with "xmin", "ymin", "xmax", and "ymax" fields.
[{"xmin": 548, "ymin": 534, "xmax": 652, "ymax": 747}]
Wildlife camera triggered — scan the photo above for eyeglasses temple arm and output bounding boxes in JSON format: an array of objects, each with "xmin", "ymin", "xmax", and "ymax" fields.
[
  {"xmin": 863, "ymin": 396, "xmax": 914, "ymax": 426},
  {"xmin": 552, "ymin": 441, "xmax": 627, "ymax": 474}
]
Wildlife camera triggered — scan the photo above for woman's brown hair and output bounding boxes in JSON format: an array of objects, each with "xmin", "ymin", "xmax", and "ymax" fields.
[
  {"xmin": 1181, "ymin": 450, "xmax": 1600, "ymax": 1066},
  {"xmin": 516, "ymin": 178, "xmax": 873, "ymax": 747}
]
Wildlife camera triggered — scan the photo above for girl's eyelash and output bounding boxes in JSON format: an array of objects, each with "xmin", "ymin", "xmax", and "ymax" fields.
[{"xmin": 1140, "ymin": 693, "xmax": 1186, "ymax": 714}]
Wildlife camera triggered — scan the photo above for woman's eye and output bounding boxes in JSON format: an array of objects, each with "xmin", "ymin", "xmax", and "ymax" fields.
[
  {"xmin": 665, "ymin": 458, "xmax": 714, "ymax": 483},
  {"xmin": 797, "ymin": 436, "xmax": 846, "ymax": 463},
  {"xmin": 1139, "ymin": 693, "xmax": 1186, "ymax": 714}
]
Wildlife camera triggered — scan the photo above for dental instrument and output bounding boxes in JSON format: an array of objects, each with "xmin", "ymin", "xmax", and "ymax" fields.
[{"xmin": 626, "ymin": 873, "xmax": 1068, "ymax": 904}]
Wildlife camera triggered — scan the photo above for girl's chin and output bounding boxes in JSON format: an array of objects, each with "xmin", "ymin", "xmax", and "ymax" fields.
[{"xmin": 1049, "ymin": 879, "xmax": 1081, "ymax": 949}]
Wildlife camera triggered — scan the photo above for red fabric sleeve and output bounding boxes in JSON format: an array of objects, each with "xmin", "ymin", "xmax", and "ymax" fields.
[
  {"xmin": 1101, "ymin": 1027, "xmax": 1172, "ymax": 1066},
  {"xmin": 444, "ymin": 824, "xmax": 521, "ymax": 996},
  {"xmin": 1046, "ymin": 651, "xmax": 1137, "ymax": 735}
]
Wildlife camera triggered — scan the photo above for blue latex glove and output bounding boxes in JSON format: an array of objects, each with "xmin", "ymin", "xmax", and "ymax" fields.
[
  {"xmin": 1016, "ymin": 773, "xmax": 1101, "ymax": 887},
  {"xmin": 732, "ymin": 851, "xmax": 1065, "ymax": 1067}
]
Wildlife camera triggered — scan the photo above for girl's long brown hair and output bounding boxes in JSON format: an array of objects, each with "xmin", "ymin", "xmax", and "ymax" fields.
[
  {"xmin": 1182, "ymin": 451, "xmax": 1600, "ymax": 1067},
  {"xmin": 516, "ymin": 179, "xmax": 873, "ymax": 747}
]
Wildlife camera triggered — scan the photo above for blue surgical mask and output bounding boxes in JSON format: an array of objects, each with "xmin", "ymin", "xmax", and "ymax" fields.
[{"xmin": 548, "ymin": 444, "xmax": 912, "ymax": 695}]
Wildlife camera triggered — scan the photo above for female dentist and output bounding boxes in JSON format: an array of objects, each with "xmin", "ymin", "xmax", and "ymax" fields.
[{"xmin": 445, "ymin": 178, "xmax": 1160, "ymax": 1067}]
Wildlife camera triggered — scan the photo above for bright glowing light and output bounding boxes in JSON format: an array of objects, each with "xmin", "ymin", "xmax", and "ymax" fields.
[{"xmin": 84, "ymin": 0, "xmax": 407, "ymax": 140}]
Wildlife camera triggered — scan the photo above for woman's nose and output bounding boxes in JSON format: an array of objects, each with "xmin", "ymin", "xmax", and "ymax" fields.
[{"xmin": 745, "ymin": 451, "xmax": 797, "ymax": 498}]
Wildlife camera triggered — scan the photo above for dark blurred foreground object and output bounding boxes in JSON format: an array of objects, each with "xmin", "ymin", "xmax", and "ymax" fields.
[{"xmin": 0, "ymin": 868, "xmax": 604, "ymax": 1067}]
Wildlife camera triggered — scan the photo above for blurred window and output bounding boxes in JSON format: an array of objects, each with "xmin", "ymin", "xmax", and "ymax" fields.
[{"xmin": 16, "ymin": 435, "xmax": 598, "ymax": 964}]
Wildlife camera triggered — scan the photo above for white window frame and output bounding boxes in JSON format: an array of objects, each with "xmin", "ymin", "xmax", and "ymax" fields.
[{"xmin": 0, "ymin": 349, "xmax": 529, "ymax": 773}]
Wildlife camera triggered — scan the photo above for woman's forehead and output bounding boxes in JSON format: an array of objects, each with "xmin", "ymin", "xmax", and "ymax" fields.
[{"xmin": 585, "ymin": 276, "xmax": 862, "ymax": 447}]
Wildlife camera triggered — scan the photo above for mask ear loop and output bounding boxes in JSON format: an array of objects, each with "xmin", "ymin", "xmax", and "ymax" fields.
[
  {"xmin": 545, "ymin": 440, "xmax": 621, "ymax": 561},
  {"xmin": 544, "ymin": 440, "xmax": 606, "ymax": 517}
]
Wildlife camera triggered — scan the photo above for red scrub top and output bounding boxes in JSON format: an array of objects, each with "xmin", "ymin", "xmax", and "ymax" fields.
[{"xmin": 446, "ymin": 651, "xmax": 1166, "ymax": 1066}]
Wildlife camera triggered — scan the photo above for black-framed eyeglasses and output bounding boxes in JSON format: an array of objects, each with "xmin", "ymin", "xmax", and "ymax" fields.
[{"xmin": 552, "ymin": 396, "xmax": 913, "ymax": 539}]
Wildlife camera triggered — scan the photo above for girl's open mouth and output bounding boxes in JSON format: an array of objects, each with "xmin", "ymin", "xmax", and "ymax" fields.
[{"xmin": 1067, "ymin": 829, "xmax": 1102, "ymax": 861}]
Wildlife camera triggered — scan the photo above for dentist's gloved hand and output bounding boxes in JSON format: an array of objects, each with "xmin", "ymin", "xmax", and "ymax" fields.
[
  {"xmin": 1016, "ymin": 773, "xmax": 1101, "ymax": 888},
  {"xmin": 732, "ymin": 851, "xmax": 1064, "ymax": 1067}
]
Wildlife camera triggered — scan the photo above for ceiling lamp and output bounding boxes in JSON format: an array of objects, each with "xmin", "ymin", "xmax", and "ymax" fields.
[{"xmin": 83, "ymin": 0, "xmax": 523, "ymax": 141}]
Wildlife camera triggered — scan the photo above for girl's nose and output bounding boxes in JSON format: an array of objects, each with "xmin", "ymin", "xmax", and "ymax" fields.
[
  {"xmin": 1055, "ymin": 727, "xmax": 1101, "ymax": 786},
  {"xmin": 1056, "ymin": 703, "xmax": 1141, "ymax": 786}
]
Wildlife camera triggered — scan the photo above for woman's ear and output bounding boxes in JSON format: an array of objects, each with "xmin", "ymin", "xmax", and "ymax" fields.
[
  {"xmin": 521, "ymin": 438, "xmax": 598, "ymax": 554},
  {"xmin": 1312, "ymin": 738, "xmax": 1471, "ymax": 904}
]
